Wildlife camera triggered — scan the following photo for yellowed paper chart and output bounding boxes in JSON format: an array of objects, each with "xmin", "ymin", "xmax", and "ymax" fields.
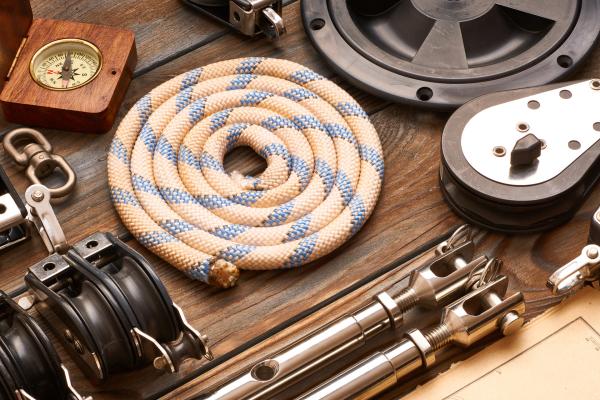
[{"xmin": 405, "ymin": 288, "xmax": 600, "ymax": 400}]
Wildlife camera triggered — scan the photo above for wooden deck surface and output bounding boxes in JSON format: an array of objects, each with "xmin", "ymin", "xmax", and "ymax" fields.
[{"xmin": 1, "ymin": 1, "xmax": 599, "ymax": 399}]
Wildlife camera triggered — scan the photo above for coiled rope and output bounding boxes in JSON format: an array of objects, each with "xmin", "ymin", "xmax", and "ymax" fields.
[{"xmin": 108, "ymin": 58, "xmax": 384, "ymax": 288}]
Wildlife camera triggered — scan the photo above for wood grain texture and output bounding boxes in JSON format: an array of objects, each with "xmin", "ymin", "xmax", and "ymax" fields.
[
  {"xmin": 0, "ymin": 0, "xmax": 598, "ymax": 399},
  {"xmin": 0, "ymin": 0, "xmax": 32, "ymax": 92},
  {"xmin": 28, "ymin": 0, "xmax": 226, "ymax": 74},
  {"xmin": 1, "ymin": 18, "xmax": 136, "ymax": 133}
]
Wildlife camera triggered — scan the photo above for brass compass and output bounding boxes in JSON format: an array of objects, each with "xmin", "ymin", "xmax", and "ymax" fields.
[{"xmin": 30, "ymin": 39, "xmax": 102, "ymax": 91}]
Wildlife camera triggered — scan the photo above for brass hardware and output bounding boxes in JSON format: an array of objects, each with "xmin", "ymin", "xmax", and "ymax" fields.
[{"xmin": 3, "ymin": 128, "xmax": 76, "ymax": 198}]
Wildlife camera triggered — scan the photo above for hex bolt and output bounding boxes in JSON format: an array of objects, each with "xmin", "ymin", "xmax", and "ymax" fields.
[
  {"xmin": 587, "ymin": 247, "xmax": 599, "ymax": 259},
  {"xmin": 31, "ymin": 190, "xmax": 45, "ymax": 202}
]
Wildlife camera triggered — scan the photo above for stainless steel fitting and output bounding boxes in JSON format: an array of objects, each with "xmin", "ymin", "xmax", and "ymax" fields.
[
  {"xmin": 297, "ymin": 275, "xmax": 525, "ymax": 400},
  {"xmin": 199, "ymin": 226, "xmax": 499, "ymax": 400}
]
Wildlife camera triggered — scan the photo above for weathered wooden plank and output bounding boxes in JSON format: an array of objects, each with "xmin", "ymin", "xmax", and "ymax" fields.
[
  {"xmin": 0, "ymin": 1, "xmax": 388, "ymax": 292},
  {"xmin": 29, "ymin": 0, "xmax": 226, "ymax": 73},
  {"xmin": 1, "ymin": 0, "xmax": 599, "ymax": 399}
]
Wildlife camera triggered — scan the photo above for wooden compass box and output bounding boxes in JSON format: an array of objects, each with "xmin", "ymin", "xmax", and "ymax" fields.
[{"xmin": 0, "ymin": 0, "xmax": 137, "ymax": 133}]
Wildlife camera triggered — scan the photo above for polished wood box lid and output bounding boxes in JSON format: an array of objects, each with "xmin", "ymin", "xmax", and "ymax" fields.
[{"xmin": 0, "ymin": 0, "xmax": 33, "ymax": 93}]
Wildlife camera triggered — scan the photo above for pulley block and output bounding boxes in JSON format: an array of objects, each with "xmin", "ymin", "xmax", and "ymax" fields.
[
  {"xmin": 23, "ymin": 232, "xmax": 213, "ymax": 383},
  {"xmin": 440, "ymin": 79, "xmax": 600, "ymax": 232},
  {"xmin": 301, "ymin": 0, "xmax": 600, "ymax": 109},
  {"xmin": 0, "ymin": 291, "xmax": 87, "ymax": 400}
]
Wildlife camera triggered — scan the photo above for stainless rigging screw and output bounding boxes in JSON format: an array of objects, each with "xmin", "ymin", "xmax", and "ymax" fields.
[
  {"xmin": 297, "ymin": 271, "xmax": 525, "ymax": 400},
  {"xmin": 199, "ymin": 226, "xmax": 499, "ymax": 400}
]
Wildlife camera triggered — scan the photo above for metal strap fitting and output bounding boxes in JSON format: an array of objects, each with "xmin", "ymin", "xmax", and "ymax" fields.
[
  {"xmin": 3, "ymin": 128, "xmax": 76, "ymax": 198},
  {"xmin": 547, "ymin": 244, "xmax": 600, "ymax": 295},
  {"xmin": 24, "ymin": 184, "xmax": 68, "ymax": 254},
  {"xmin": 229, "ymin": 0, "xmax": 285, "ymax": 40}
]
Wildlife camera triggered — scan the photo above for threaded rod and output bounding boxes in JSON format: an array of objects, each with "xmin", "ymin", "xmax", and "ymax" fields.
[{"xmin": 424, "ymin": 324, "xmax": 453, "ymax": 351}]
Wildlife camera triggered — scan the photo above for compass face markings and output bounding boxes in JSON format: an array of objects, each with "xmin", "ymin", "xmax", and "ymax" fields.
[{"xmin": 30, "ymin": 39, "xmax": 102, "ymax": 90}]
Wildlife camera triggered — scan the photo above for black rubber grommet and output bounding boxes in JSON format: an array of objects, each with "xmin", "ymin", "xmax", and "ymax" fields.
[{"xmin": 302, "ymin": 0, "xmax": 600, "ymax": 109}]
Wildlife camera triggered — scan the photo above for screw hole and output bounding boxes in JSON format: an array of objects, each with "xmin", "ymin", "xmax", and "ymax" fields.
[
  {"xmin": 591, "ymin": 80, "xmax": 600, "ymax": 89},
  {"xmin": 594, "ymin": 122, "xmax": 600, "ymax": 132},
  {"xmin": 233, "ymin": 11, "xmax": 241, "ymax": 22},
  {"xmin": 568, "ymin": 140, "xmax": 581, "ymax": 150},
  {"xmin": 517, "ymin": 123, "xmax": 529, "ymax": 132},
  {"xmin": 557, "ymin": 55, "xmax": 573, "ymax": 68},
  {"xmin": 111, "ymin": 69, "xmax": 117, "ymax": 75},
  {"xmin": 493, "ymin": 146, "xmax": 506, "ymax": 157},
  {"xmin": 310, "ymin": 18, "xmax": 325, "ymax": 30},
  {"xmin": 86, "ymin": 240, "xmax": 98, "ymax": 249},
  {"xmin": 416, "ymin": 87, "xmax": 433, "ymax": 101},
  {"xmin": 527, "ymin": 100, "xmax": 540, "ymax": 110},
  {"xmin": 559, "ymin": 90, "xmax": 572, "ymax": 99},
  {"xmin": 43, "ymin": 262, "xmax": 56, "ymax": 271},
  {"xmin": 251, "ymin": 360, "xmax": 279, "ymax": 381},
  {"xmin": 0, "ymin": 204, "xmax": 5, "ymax": 214}
]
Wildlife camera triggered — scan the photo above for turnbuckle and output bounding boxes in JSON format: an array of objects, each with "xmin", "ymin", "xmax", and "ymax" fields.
[
  {"xmin": 297, "ymin": 276, "xmax": 525, "ymax": 400},
  {"xmin": 3, "ymin": 128, "xmax": 76, "ymax": 199},
  {"xmin": 199, "ymin": 226, "xmax": 499, "ymax": 400}
]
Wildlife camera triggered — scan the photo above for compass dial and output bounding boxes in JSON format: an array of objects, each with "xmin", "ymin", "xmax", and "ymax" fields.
[{"xmin": 30, "ymin": 39, "xmax": 102, "ymax": 91}]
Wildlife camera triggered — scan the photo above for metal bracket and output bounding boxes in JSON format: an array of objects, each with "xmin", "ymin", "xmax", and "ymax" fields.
[
  {"xmin": 0, "ymin": 164, "xmax": 29, "ymax": 252},
  {"xmin": 461, "ymin": 79, "xmax": 600, "ymax": 186},
  {"xmin": 184, "ymin": 0, "xmax": 285, "ymax": 40},
  {"xmin": 547, "ymin": 244, "xmax": 600, "ymax": 295},
  {"xmin": 25, "ymin": 184, "xmax": 68, "ymax": 254}
]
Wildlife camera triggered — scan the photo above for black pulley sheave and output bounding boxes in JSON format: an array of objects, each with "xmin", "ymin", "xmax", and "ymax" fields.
[
  {"xmin": 0, "ymin": 292, "xmax": 74, "ymax": 400},
  {"xmin": 440, "ymin": 82, "xmax": 600, "ymax": 233},
  {"xmin": 24, "ymin": 232, "xmax": 212, "ymax": 384},
  {"xmin": 302, "ymin": 0, "xmax": 600, "ymax": 109}
]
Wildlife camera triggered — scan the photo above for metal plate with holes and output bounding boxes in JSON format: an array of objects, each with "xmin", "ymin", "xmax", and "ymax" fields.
[
  {"xmin": 440, "ymin": 80, "xmax": 600, "ymax": 233},
  {"xmin": 301, "ymin": 0, "xmax": 600, "ymax": 109},
  {"xmin": 0, "ymin": 165, "xmax": 29, "ymax": 252},
  {"xmin": 462, "ymin": 80, "xmax": 600, "ymax": 186}
]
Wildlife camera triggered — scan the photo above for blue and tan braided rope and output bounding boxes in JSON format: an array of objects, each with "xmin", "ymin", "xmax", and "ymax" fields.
[{"xmin": 108, "ymin": 58, "xmax": 384, "ymax": 288}]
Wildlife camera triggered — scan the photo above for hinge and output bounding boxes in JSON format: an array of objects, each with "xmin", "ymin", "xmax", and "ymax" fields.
[{"xmin": 6, "ymin": 36, "xmax": 28, "ymax": 81}]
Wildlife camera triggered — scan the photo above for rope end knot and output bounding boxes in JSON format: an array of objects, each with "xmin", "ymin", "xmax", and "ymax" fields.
[{"xmin": 209, "ymin": 259, "xmax": 240, "ymax": 288}]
